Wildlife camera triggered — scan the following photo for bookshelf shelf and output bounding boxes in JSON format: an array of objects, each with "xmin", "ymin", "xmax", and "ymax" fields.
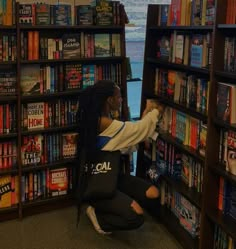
[
  {"xmin": 146, "ymin": 58, "xmax": 210, "ymax": 75},
  {"xmin": 213, "ymin": 118, "xmax": 236, "ymax": 131},
  {"xmin": 206, "ymin": 209, "xmax": 236, "ymax": 240},
  {"xmin": 20, "ymin": 57, "xmax": 124, "ymax": 64},
  {"xmin": 161, "ymin": 175, "xmax": 202, "ymax": 209},
  {"xmin": 217, "ymin": 24, "xmax": 236, "ymax": 29},
  {"xmin": 0, "ymin": 25, "xmax": 16, "ymax": 29},
  {"xmin": 215, "ymin": 70, "xmax": 236, "ymax": 81},
  {"xmin": 0, "ymin": 206, "xmax": 18, "ymax": 222},
  {"xmin": 0, "ymin": 133, "xmax": 18, "ymax": 139},
  {"xmin": 0, "ymin": 96, "xmax": 17, "ymax": 102},
  {"xmin": 21, "ymin": 159, "xmax": 78, "ymax": 173},
  {"xmin": 0, "ymin": 61, "xmax": 16, "ymax": 65},
  {"xmin": 158, "ymin": 132, "xmax": 205, "ymax": 163},
  {"xmin": 0, "ymin": 168, "xmax": 18, "ymax": 176},
  {"xmin": 21, "ymin": 125, "xmax": 78, "ymax": 135},
  {"xmin": 210, "ymin": 164, "xmax": 236, "ymax": 186},
  {"xmin": 150, "ymin": 25, "xmax": 213, "ymax": 31}
]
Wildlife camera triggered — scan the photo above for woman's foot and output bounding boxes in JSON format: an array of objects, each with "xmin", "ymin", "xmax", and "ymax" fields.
[{"xmin": 86, "ymin": 206, "xmax": 112, "ymax": 235}]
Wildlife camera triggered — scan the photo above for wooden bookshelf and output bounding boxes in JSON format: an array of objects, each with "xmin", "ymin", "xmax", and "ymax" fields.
[
  {"xmin": 137, "ymin": 1, "xmax": 236, "ymax": 248},
  {"xmin": 0, "ymin": 1, "xmax": 128, "ymax": 220}
]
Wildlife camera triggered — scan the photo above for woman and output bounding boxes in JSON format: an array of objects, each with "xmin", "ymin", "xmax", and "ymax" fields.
[{"xmin": 77, "ymin": 80, "xmax": 164, "ymax": 235}]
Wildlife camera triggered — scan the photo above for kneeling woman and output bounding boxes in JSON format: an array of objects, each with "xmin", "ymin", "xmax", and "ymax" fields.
[{"xmin": 77, "ymin": 80, "xmax": 164, "ymax": 235}]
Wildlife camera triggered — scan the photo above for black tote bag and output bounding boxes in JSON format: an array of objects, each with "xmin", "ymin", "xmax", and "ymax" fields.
[{"xmin": 83, "ymin": 150, "xmax": 121, "ymax": 200}]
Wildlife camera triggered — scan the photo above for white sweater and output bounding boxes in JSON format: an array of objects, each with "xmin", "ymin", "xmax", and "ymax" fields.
[{"xmin": 98, "ymin": 109, "xmax": 159, "ymax": 152}]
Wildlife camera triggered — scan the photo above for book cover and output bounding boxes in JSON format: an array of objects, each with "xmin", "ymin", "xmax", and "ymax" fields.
[
  {"xmin": 62, "ymin": 33, "xmax": 81, "ymax": 59},
  {"xmin": 190, "ymin": 34, "xmax": 203, "ymax": 68},
  {"xmin": 82, "ymin": 64, "xmax": 95, "ymax": 88},
  {"xmin": 19, "ymin": 4, "xmax": 34, "ymax": 25},
  {"xmin": 175, "ymin": 34, "xmax": 184, "ymax": 64},
  {"xmin": 94, "ymin": 33, "xmax": 111, "ymax": 57},
  {"xmin": 156, "ymin": 36, "xmax": 171, "ymax": 61},
  {"xmin": 21, "ymin": 65, "xmax": 41, "ymax": 95},
  {"xmin": 226, "ymin": 130, "xmax": 236, "ymax": 176},
  {"xmin": 170, "ymin": 0, "xmax": 182, "ymax": 26},
  {"xmin": 27, "ymin": 102, "xmax": 44, "ymax": 130},
  {"xmin": 64, "ymin": 63, "xmax": 82, "ymax": 90},
  {"xmin": 160, "ymin": 5, "xmax": 169, "ymax": 26},
  {"xmin": 76, "ymin": 5, "xmax": 94, "ymax": 25},
  {"xmin": 35, "ymin": 3, "xmax": 50, "ymax": 25},
  {"xmin": 95, "ymin": 0, "xmax": 113, "ymax": 25},
  {"xmin": 52, "ymin": 4, "xmax": 72, "ymax": 25},
  {"xmin": 0, "ymin": 175, "xmax": 12, "ymax": 208},
  {"xmin": 62, "ymin": 132, "xmax": 78, "ymax": 159},
  {"xmin": 48, "ymin": 167, "xmax": 68, "ymax": 197},
  {"xmin": 21, "ymin": 135, "xmax": 42, "ymax": 166},
  {"xmin": 191, "ymin": 0, "xmax": 202, "ymax": 26}
]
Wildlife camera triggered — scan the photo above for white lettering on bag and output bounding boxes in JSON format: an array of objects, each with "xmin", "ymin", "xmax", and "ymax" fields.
[{"xmin": 92, "ymin": 162, "xmax": 112, "ymax": 174}]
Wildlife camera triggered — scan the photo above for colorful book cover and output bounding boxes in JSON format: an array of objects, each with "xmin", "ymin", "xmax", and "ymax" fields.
[
  {"xmin": 21, "ymin": 135, "xmax": 42, "ymax": 166},
  {"xmin": 35, "ymin": 3, "xmax": 50, "ymax": 25},
  {"xmin": 27, "ymin": 102, "xmax": 44, "ymax": 130},
  {"xmin": 226, "ymin": 130, "xmax": 236, "ymax": 176},
  {"xmin": 82, "ymin": 64, "xmax": 95, "ymax": 88},
  {"xmin": 62, "ymin": 132, "xmax": 78, "ymax": 159},
  {"xmin": 64, "ymin": 63, "xmax": 82, "ymax": 90},
  {"xmin": 48, "ymin": 167, "xmax": 68, "ymax": 197},
  {"xmin": 0, "ymin": 175, "xmax": 12, "ymax": 208},
  {"xmin": 156, "ymin": 36, "xmax": 171, "ymax": 61},
  {"xmin": 21, "ymin": 65, "xmax": 41, "ymax": 95},
  {"xmin": 94, "ymin": 33, "xmax": 111, "ymax": 57},
  {"xmin": 170, "ymin": 0, "xmax": 182, "ymax": 26},
  {"xmin": 19, "ymin": 4, "xmax": 34, "ymax": 25},
  {"xmin": 190, "ymin": 34, "xmax": 203, "ymax": 68},
  {"xmin": 52, "ymin": 4, "xmax": 72, "ymax": 25},
  {"xmin": 95, "ymin": 0, "xmax": 113, "ymax": 25},
  {"xmin": 62, "ymin": 33, "xmax": 81, "ymax": 59},
  {"xmin": 76, "ymin": 5, "xmax": 94, "ymax": 25},
  {"xmin": 160, "ymin": 5, "xmax": 169, "ymax": 26}
]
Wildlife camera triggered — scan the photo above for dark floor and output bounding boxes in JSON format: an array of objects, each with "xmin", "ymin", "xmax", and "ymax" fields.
[{"xmin": 0, "ymin": 205, "xmax": 183, "ymax": 249}]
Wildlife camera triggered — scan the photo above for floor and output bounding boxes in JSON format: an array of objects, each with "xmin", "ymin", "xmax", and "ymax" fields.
[{"xmin": 0, "ymin": 205, "xmax": 183, "ymax": 249}]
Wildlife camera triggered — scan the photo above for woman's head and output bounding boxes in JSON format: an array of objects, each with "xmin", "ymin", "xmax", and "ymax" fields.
[{"xmin": 78, "ymin": 80, "xmax": 121, "ymax": 159}]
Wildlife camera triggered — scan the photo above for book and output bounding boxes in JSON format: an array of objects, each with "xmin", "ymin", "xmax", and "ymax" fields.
[
  {"xmin": 62, "ymin": 132, "xmax": 78, "ymax": 159},
  {"xmin": 19, "ymin": 4, "xmax": 34, "ymax": 25},
  {"xmin": 62, "ymin": 33, "xmax": 81, "ymax": 59},
  {"xmin": 64, "ymin": 63, "xmax": 82, "ymax": 90},
  {"xmin": 52, "ymin": 4, "xmax": 72, "ymax": 25},
  {"xmin": 48, "ymin": 167, "xmax": 68, "ymax": 196},
  {"xmin": 94, "ymin": 33, "xmax": 111, "ymax": 57},
  {"xmin": 95, "ymin": 0, "xmax": 113, "ymax": 25},
  {"xmin": 27, "ymin": 102, "xmax": 44, "ymax": 130},
  {"xmin": 226, "ymin": 130, "xmax": 236, "ymax": 176},
  {"xmin": 190, "ymin": 34, "xmax": 204, "ymax": 68},
  {"xmin": 21, "ymin": 135, "xmax": 43, "ymax": 166},
  {"xmin": 82, "ymin": 64, "xmax": 95, "ymax": 88},
  {"xmin": 21, "ymin": 65, "xmax": 41, "ymax": 95},
  {"xmin": 156, "ymin": 36, "xmax": 171, "ymax": 61},
  {"xmin": 217, "ymin": 82, "xmax": 236, "ymax": 124},
  {"xmin": 35, "ymin": 3, "xmax": 50, "ymax": 25},
  {"xmin": 76, "ymin": 5, "xmax": 94, "ymax": 25},
  {"xmin": 0, "ymin": 175, "xmax": 12, "ymax": 208}
]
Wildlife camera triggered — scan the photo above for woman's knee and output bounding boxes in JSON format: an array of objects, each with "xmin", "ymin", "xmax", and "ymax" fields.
[{"xmin": 146, "ymin": 185, "xmax": 159, "ymax": 199}]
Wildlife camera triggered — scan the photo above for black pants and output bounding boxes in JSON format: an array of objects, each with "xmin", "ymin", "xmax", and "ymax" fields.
[{"xmin": 90, "ymin": 174, "xmax": 159, "ymax": 232}]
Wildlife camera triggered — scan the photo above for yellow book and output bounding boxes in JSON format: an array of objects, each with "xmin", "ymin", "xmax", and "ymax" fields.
[{"xmin": 0, "ymin": 175, "xmax": 12, "ymax": 208}]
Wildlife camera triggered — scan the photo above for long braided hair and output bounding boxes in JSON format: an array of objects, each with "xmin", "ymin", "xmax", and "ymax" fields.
[{"xmin": 76, "ymin": 80, "xmax": 117, "ymax": 226}]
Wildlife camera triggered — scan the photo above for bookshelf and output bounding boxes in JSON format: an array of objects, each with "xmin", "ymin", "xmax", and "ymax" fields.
[
  {"xmin": 137, "ymin": 1, "xmax": 236, "ymax": 249},
  {"xmin": 0, "ymin": 1, "xmax": 128, "ymax": 221}
]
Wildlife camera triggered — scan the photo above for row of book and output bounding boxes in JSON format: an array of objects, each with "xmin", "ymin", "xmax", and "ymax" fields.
[
  {"xmin": 160, "ymin": 182, "xmax": 201, "ymax": 238},
  {"xmin": 0, "ymin": 33, "xmax": 17, "ymax": 62},
  {"xmin": 21, "ymin": 31, "xmax": 121, "ymax": 61},
  {"xmin": 218, "ymin": 177, "xmax": 236, "ymax": 221},
  {"xmin": 158, "ymin": 106, "xmax": 207, "ymax": 155},
  {"xmin": 18, "ymin": 0, "xmax": 125, "ymax": 26},
  {"xmin": 0, "ymin": 141, "xmax": 17, "ymax": 169},
  {"xmin": 21, "ymin": 132, "xmax": 78, "ymax": 166},
  {"xmin": 219, "ymin": 129, "xmax": 236, "ymax": 177},
  {"xmin": 154, "ymin": 137, "xmax": 204, "ymax": 193},
  {"xmin": 154, "ymin": 68, "xmax": 209, "ymax": 113},
  {"xmin": 214, "ymin": 224, "xmax": 236, "ymax": 249},
  {"xmin": 224, "ymin": 37, "xmax": 236, "ymax": 72},
  {"xmin": 20, "ymin": 63, "xmax": 122, "ymax": 96},
  {"xmin": 217, "ymin": 82, "xmax": 236, "ymax": 125},
  {"xmin": 21, "ymin": 168, "xmax": 73, "ymax": 202},
  {"xmin": 0, "ymin": 104, "xmax": 16, "ymax": 134},
  {"xmin": 157, "ymin": 0, "xmax": 215, "ymax": 26},
  {"xmin": 157, "ymin": 32, "xmax": 212, "ymax": 69},
  {"xmin": 21, "ymin": 100, "xmax": 79, "ymax": 131}
]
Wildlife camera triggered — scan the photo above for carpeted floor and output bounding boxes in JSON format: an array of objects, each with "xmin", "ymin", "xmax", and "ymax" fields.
[{"xmin": 0, "ymin": 206, "xmax": 183, "ymax": 249}]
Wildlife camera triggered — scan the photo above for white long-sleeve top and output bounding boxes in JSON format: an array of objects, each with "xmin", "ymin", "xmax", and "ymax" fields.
[{"xmin": 98, "ymin": 109, "xmax": 159, "ymax": 152}]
